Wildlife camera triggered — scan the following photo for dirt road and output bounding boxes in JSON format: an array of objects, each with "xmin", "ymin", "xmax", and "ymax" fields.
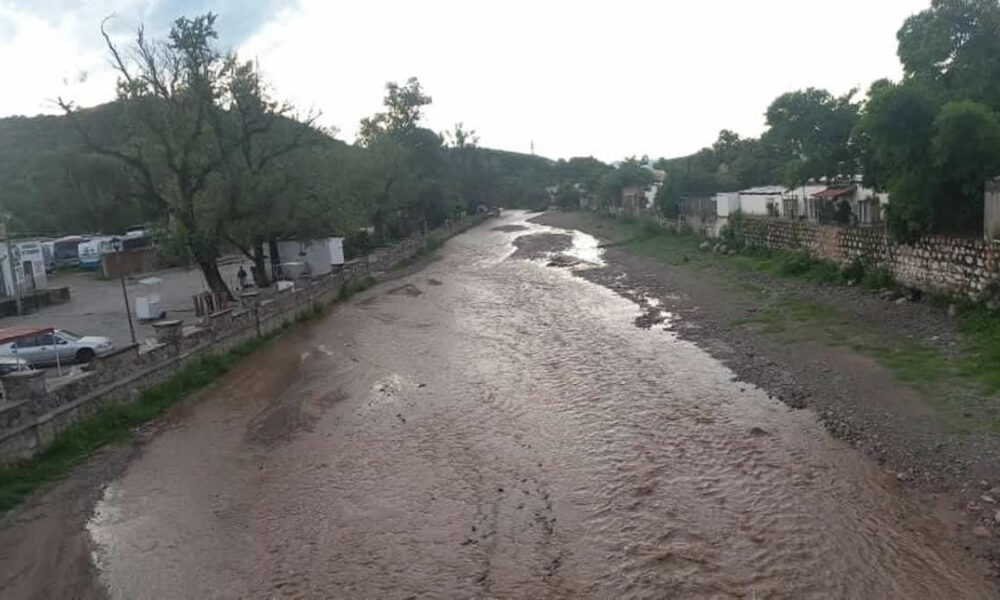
[{"xmin": 3, "ymin": 211, "xmax": 997, "ymax": 598}]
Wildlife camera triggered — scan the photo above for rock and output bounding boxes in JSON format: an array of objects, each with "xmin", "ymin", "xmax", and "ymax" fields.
[
  {"xmin": 906, "ymin": 287, "xmax": 923, "ymax": 301},
  {"xmin": 894, "ymin": 296, "xmax": 909, "ymax": 305},
  {"xmin": 699, "ymin": 241, "xmax": 711, "ymax": 251},
  {"xmin": 988, "ymin": 298, "xmax": 1000, "ymax": 312},
  {"xmin": 879, "ymin": 290, "xmax": 903, "ymax": 302},
  {"xmin": 897, "ymin": 471, "xmax": 911, "ymax": 482},
  {"xmin": 983, "ymin": 495, "xmax": 997, "ymax": 504},
  {"xmin": 948, "ymin": 303, "xmax": 958, "ymax": 318},
  {"xmin": 720, "ymin": 244, "xmax": 729, "ymax": 254},
  {"xmin": 971, "ymin": 525, "xmax": 991, "ymax": 538},
  {"xmin": 749, "ymin": 426, "xmax": 770, "ymax": 437},
  {"xmin": 727, "ymin": 249, "xmax": 737, "ymax": 256},
  {"xmin": 994, "ymin": 510, "xmax": 1000, "ymax": 524}
]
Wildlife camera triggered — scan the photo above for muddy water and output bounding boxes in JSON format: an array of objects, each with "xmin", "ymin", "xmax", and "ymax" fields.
[{"xmin": 88, "ymin": 211, "xmax": 995, "ymax": 598}]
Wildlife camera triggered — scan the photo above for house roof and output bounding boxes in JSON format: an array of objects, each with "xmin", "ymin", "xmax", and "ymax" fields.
[
  {"xmin": 813, "ymin": 185, "xmax": 856, "ymax": 199},
  {"xmin": 739, "ymin": 185, "xmax": 786, "ymax": 195},
  {"xmin": 0, "ymin": 326, "xmax": 54, "ymax": 344}
]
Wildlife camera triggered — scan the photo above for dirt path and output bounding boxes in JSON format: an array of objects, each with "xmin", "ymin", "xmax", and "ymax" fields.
[{"xmin": 532, "ymin": 210, "xmax": 1000, "ymax": 574}]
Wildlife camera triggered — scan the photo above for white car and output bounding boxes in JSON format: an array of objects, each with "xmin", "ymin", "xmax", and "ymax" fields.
[{"xmin": 0, "ymin": 329, "xmax": 114, "ymax": 367}]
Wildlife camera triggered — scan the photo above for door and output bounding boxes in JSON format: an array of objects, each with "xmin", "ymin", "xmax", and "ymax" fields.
[
  {"xmin": 54, "ymin": 333, "xmax": 76, "ymax": 362},
  {"xmin": 13, "ymin": 333, "xmax": 51, "ymax": 365},
  {"xmin": 22, "ymin": 261, "xmax": 35, "ymax": 291}
]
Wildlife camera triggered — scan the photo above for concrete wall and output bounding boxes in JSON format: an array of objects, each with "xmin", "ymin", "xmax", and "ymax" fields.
[
  {"xmin": 101, "ymin": 248, "xmax": 162, "ymax": 279},
  {"xmin": 985, "ymin": 178, "xmax": 1000, "ymax": 241},
  {"xmin": 0, "ymin": 215, "xmax": 489, "ymax": 464}
]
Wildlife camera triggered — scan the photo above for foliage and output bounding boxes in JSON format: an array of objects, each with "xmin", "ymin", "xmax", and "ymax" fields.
[
  {"xmin": 596, "ymin": 157, "xmax": 655, "ymax": 208},
  {"xmin": 762, "ymin": 88, "xmax": 860, "ymax": 186},
  {"xmin": 553, "ymin": 183, "xmax": 582, "ymax": 210}
]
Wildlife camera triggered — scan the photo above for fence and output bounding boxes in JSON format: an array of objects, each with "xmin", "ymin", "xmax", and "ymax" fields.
[{"xmin": 0, "ymin": 215, "xmax": 488, "ymax": 463}]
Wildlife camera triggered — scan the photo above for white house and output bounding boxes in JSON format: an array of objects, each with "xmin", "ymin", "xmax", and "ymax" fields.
[
  {"xmin": 782, "ymin": 185, "xmax": 828, "ymax": 220},
  {"xmin": 806, "ymin": 184, "xmax": 889, "ymax": 226},
  {"xmin": 736, "ymin": 186, "xmax": 785, "ymax": 217}
]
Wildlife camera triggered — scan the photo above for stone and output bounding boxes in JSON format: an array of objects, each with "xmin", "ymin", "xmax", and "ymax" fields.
[
  {"xmin": 982, "ymin": 495, "xmax": 996, "ymax": 504},
  {"xmin": 699, "ymin": 241, "xmax": 710, "ymax": 251},
  {"xmin": 894, "ymin": 297, "xmax": 908, "ymax": 305},
  {"xmin": 971, "ymin": 525, "xmax": 991, "ymax": 538},
  {"xmin": 948, "ymin": 304, "xmax": 958, "ymax": 318}
]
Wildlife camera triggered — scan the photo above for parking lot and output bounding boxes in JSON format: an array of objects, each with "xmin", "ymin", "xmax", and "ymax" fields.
[{"xmin": 0, "ymin": 259, "xmax": 246, "ymax": 351}]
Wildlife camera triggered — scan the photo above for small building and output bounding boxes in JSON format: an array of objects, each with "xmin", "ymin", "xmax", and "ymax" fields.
[
  {"xmin": 806, "ymin": 184, "xmax": 887, "ymax": 226},
  {"xmin": 736, "ymin": 186, "xmax": 785, "ymax": 217},
  {"xmin": 273, "ymin": 238, "xmax": 345, "ymax": 279},
  {"xmin": 620, "ymin": 184, "xmax": 658, "ymax": 212}
]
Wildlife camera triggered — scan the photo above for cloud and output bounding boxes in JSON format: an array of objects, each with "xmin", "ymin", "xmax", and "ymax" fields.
[{"xmin": 0, "ymin": 0, "xmax": 297, "ymax": 117}]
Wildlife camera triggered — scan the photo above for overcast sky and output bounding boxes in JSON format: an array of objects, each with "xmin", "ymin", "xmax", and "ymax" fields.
[{"xmin": 1, "ymin": 0, "xmax": 930, "ymax": 161}]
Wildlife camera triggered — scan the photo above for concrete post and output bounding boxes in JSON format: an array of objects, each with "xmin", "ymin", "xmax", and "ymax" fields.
[{"xmin": 152, "ymin": 319, "xmax": 184, "ymax": 345}]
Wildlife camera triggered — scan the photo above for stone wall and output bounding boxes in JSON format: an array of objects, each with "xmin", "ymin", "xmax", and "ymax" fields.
[
  {"xmin": 0, "ymin": 215, "xmax": 488, "ymax": 464},
  {"xmin": 728, "ymin": 216, "xmax": 1000, "ymax": 299}
]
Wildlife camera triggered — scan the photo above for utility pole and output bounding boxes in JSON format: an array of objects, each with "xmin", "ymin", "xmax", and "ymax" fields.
[
  {"xmin": 2, "ymin": 214, "xmax": 22, "ymax": 316},
  {"xmin": 113, "ymin": 238, "xmax": 137, "ymax": 345}
]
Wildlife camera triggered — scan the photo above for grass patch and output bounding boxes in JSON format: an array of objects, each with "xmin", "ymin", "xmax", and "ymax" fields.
[
  {"xmin": 339, "ymin": 276, "xmax": 376, "ymax": 300},
  {"xmin": 393, "ymin": 238, "xmax": 445, "ymax": 271},
  {"xmin": 956, "ymin": 305, "xmax": 1000, "ymax": 394},
  {"xmin": 0, "ymin": 333, "xmax": 274, "ymax": 515}
]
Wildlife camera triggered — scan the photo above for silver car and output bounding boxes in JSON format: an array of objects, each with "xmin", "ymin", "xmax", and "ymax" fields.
[{"xmin": 0, "ymin": 329, "xmax": 114, "ymax": 366}]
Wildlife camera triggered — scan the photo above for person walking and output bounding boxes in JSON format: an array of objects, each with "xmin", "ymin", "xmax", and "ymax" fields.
[{"xmin": 237, "ymin": 265, "xmax": 248, "ymax": 290}]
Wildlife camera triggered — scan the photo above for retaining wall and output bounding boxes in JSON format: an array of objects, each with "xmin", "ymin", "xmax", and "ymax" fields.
[
  {"xmin": 0, "ymin": 215, "xmax": 488, "ymax": 464},
  {"xmin": 724, "ymin": 216, "xmax": 1000, "ymax": 299}
]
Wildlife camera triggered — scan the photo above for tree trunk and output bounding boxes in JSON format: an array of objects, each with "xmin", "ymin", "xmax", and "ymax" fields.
[
  {"xmin": 252, "ymin": 243, "xmax": 270, "ymax": 288},
  {"xmin": 199, "ymin": 259, "xmax": 231, "ymax": 301}
]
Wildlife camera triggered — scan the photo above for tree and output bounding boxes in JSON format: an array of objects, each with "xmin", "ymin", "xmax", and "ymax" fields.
[
  {"xmin": 763, "ymin": 88, "xmax": 860, "ymax": 185},
  {"xmin": 214, "ymin": 59, "xmax": 326, "ymax": 287},
  {"xmin": 357, "ymin": 78, "xmax": 454, "ymax": 238},
  {"xmin": 553, "ymin": 183, "xmax": 582, "ymax": 210},
  {"xmin": 597, "ymin": 158, "xmax": 655, "ymax": 208},
  {"xmin": 59, "ymin": 14, "xmax": 237, "ymax": 297},
  {"xmin": 932, "ymin": 100, "xmax": 1000, "ymax": 232},
  {"xmin": 897, "ymin": 0, "xmax": 1000, "ymax": 111}
]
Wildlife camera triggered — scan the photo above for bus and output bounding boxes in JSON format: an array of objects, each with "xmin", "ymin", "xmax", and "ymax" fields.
[{"xmin": 52, "ymin": 235, "xmax": 89, "ymax": 269}]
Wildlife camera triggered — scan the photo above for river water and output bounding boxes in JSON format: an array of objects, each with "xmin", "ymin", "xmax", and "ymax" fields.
[{"xmin": 87, "ymin": 211, "xmax": 995, "ymax": 598}]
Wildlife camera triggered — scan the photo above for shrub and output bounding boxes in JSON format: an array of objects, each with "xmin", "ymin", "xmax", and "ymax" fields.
[
  {"xmin": 841, "ymin": 257, "xmax": 867, "ymax": 282},
  {"xmin": 861, "ymin": 266, "xmax": 895, "ymax": 290}
]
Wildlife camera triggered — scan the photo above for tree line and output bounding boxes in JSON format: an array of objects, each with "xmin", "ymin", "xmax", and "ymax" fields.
[
  {"xmin": 658, "ymin": 0, "xmax": 1000, "ymax": 241},
  {"xmin": 0, "ymin": 13, "xmax": 571, "ymax": 296}
]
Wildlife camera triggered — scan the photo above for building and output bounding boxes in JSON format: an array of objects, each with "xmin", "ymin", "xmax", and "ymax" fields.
[
  {"xmin": 806, "ymin": 184, "xmax": 887, "ymax": 226},
  {"xmin": 736, "ymin": 186, "xmax": 785, "ymax": 217}
]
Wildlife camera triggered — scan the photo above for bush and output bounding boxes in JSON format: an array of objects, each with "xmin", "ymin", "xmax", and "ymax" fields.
[
  {"xmin": 841, "ymin": 257, "xmax": 867, "ymax": 282},
  {"xmin": 776, "ymin": 251, "xmax": 842, "ymax": 284},
  {"xmin": 861, "ymin": 266, "xmax": 895, "ymax": 290}
]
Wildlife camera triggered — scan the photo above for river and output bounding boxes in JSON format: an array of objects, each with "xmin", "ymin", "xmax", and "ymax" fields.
[{"xmin": 86, "ymin": 211, "xmax": 996, "ymax": 598}]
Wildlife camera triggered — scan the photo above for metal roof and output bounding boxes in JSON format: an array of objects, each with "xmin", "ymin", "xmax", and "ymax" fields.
[
  {"xmin": 0, "ymin": 326, "xmax": 54, "ymax": 344},
  {"xmin": 813, "ymin": 185, "xmax": 856, "ymax": 199}
]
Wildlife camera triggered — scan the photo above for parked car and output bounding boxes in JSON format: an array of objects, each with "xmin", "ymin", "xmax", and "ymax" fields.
[
  {"xmin": 0, "ymin": 355, "xmax": 31, "ymax": 376},
  {"xmin": 0, "ymin": 329, "xmax": 114, "ymax": 366}
]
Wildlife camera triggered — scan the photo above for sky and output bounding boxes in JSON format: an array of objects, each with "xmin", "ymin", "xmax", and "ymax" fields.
[{"xmin": 0, "ymin": 0, "xmax": 931, "ymax": 161}]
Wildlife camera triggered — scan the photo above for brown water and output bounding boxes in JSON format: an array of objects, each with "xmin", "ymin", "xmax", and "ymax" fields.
[{"xmin": 87, "ymin": 211, "xmax": 996, "ymax": 599}]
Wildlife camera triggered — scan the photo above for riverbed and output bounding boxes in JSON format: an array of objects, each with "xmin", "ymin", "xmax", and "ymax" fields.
[{"xmin": 82, "ymin": 211, "xmax": 996, "ymax": 598}]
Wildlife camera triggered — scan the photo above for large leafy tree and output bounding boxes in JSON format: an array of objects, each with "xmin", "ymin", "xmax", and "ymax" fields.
[
  {"xmin": 358, "ymin": 78, "xmax": 457, "ymax": 238},
  {"xmin": 857, "ymin": 0, "xmax": 1000, "ymax": 238},
  {"xmin": 763, "ymin": 88, "xmax": 860, "ymax": 185},
  {"xmin": 59, "ymin": 14, "xmax": 238, "ymax": 296}
]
